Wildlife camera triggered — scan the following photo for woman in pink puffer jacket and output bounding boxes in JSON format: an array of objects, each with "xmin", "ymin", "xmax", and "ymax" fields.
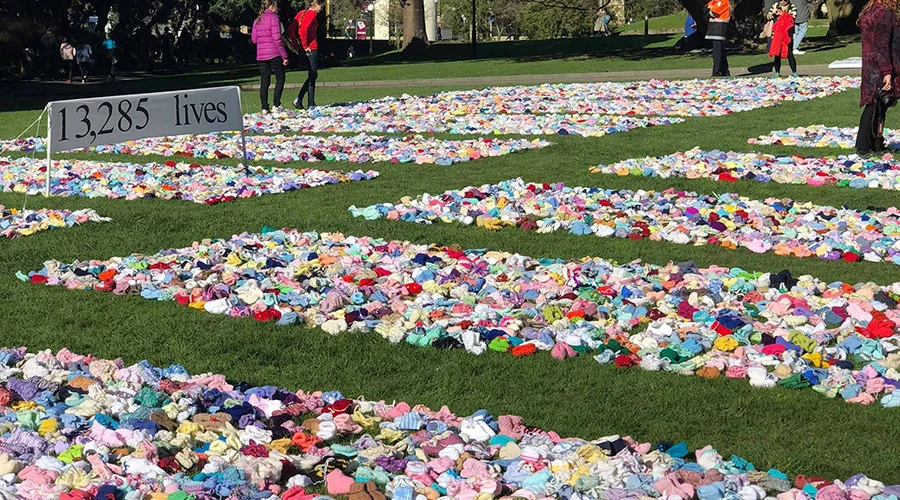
[{"xmin": 251, "ymin": 0, "xmax": 289, "ymax": 113}]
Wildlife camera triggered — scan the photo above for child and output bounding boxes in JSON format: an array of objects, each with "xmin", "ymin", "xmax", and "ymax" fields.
[
  {"xmin": 768, "ymin": 0, "xmax": 798, "ymax": 77},
  {"xmin": 251, "ymin": 0, "xmax": 289, "ymax": 113},
  {"xmin": 293, "ymin": 0, "xmax": 325, "ymax": 110},
  {"xmin": 101, "ymin": 33, "xmax": 117, "ymax": 82}
]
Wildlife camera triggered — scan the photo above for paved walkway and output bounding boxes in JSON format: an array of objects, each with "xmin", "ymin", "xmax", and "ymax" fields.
[{"xmin": 242, "ymin": 64, "xmax": 858, "ymax": 90}]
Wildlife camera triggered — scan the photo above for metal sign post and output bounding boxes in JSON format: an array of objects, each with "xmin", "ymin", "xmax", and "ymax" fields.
[
  {"xmin": 240, "ymin": 132, "xmax": 248, "ymax": 164},
  {"xmin": 237, "ymin": 87, "xmax": 248, "ymax": 164},
  {"xmin": 45, "ymin": 104, "xmax": 52, "ymax": 197}
]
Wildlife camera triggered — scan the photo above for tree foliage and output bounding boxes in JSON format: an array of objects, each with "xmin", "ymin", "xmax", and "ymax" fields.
[
  {"xmin": 626, "ymin": 0, "xmax": 684, "ymax": 21},
  {"xmin": 824, "ymin": 0, "xmax": 865, "ymax": 34},
  {"xmin": 438, "ymin": 0, "xmax": 508, "ymax": 41},
  {"xmin": 436, "ymin": 0, "xmax": 683, "ymax": 41},
  {"xmin": 517, "ymin": 0, "xmax": 594, "ymax": 39},
  {"xmin": 2, "ymin": 0, "xmax": 219, "ymax": 71}
]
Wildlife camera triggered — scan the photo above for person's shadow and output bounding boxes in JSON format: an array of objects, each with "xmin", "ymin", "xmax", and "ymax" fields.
[{"xmin": 747, "ymin": 62, "xmax": 775, "ymax": 74}]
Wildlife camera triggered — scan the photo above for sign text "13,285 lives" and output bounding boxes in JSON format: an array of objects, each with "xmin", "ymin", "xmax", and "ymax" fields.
[{"xmin": 47, "ymin": 86, "xmax": 244, "ymax": 154}]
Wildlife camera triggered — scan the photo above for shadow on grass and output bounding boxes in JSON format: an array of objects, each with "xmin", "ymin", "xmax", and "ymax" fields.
[
  {"xmin": 343, "ymin": 34, "xmax": 680, "ymax": 66},
  {"xmin": 0, "ymin": 65, "xmax": 260, "ymax": 112},
  {"xmin": 0, "ymin": 32, "xmax": 860, "ymax": 112}
]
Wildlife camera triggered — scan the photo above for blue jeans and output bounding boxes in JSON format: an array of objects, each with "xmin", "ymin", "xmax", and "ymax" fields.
[
  {"xmin": 793, "ymin": 22, "xmax": 808, "ymax": 50},
  {"xmin": 298, "ymin": 50, "xmax": 319, "ymax": 108}
]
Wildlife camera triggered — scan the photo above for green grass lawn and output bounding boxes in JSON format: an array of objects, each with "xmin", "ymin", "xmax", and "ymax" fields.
[
  {"xmin": 806, "ymin": 18, "xmax": 831, "ymax": 38},
  {"xmin": 620, "ymin": 13, "xmax": 689, "ymax": 34},
  {"xmin": 1, "ymin": 33, "xmax": 859, "ymax": 110},
  {"xmin": 2, "ymin": 77, "xmax": 900, "ymax": 483},
  {"xmin": 296, "ymin": 33, "xmax": 858, "ymax": 83}
]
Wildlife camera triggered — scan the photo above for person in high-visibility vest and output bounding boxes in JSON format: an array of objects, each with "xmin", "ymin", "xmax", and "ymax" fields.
[{"xmin": 706, "ymin": 0, "xmax": 731, "ymax": 77}]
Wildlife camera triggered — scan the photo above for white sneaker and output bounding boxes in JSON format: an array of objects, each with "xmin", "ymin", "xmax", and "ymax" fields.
[
  {"xmin": 794, "ymin": 49, "xmax": 805, "ymax": 55},
  {"xmin": 259, "ymin": 108, "xmax": 269, "ymax": 115},
  {"xmin": 271, "ymin": 105, "xmax": 282, "ymax": 113}
]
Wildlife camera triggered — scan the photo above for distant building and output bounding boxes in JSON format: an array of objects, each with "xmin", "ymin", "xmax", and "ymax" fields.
[{"xmin": 374, "ymin": 0, "xmax": 390, "ymax": 40}]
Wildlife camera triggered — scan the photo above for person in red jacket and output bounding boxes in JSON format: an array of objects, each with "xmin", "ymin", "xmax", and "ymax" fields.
[
  {"xmin": 855, "ymin": 0, "xmax": 900, "ymax": 156},
  {"xmin": 768, "ymin": 0, "xmax": 799, "ymax": 78},
  {"xmin": 293, "ymin": 0, "xmax": 326, "ymax": 109},
  {"xmin": 705, "ymin": 0, "xmax": 730, "ymax": 77}
]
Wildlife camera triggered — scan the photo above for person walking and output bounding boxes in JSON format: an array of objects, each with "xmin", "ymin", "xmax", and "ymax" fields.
[
  {"xmin": 144, "ymin": 31, "xmax": 159, "ymax": 73},
  {"xmin": 293, "ymin": 0, "xmax": 325, "ymax": 110},
  {"xmin": 768, "ymin": 0, "xmax": 798, "ymax": 77},
  {"xmin": 59, "ymin": 39, "xmax": 76, "ymax": 83},
  {"xmin": 178, "ymin": 29, "xmax": 194, "ymax": 65},
  {"xmin": 706, "ymin": 0, "xmax": 731, "ymax": 77},
  {"xmin": 40, "ymin": 28, "xmax": 58, "ymax": 79},
  {"xmin": 855, "ymin": 0, "xmax": 900, "ymax": 156},
  {"xmin": 101, "ymin": 33, "xmax": 117, "ymax": 82},
  {"xmin": 594, "ymin": 8, "xmax": 611, "ymax": 36},
  {"xmin": 75, "ymin": 42, "xmax": 93, "ymax": 84},
  {"xmin": 161, "ymin": 27, "xmax": 176, "ymax": 72},
  {"xmin": 252, "ymin": 0, "xmax": 289, "ymax": 113},
  {"xmin": 790, "ymin": 0, "xmax": 814, "ymax": 54},
  {"xmin": 683, "ymin": 14, "xmax": 699, "ymax": 51}
]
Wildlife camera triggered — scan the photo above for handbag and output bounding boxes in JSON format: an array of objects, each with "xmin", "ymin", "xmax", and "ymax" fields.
[
  {"xmin": 761, "ymin": 20, "xmax": 773, "ymax": 39},
  {"xmin": 875, "ymin": 84, "xmax": 897, "ymax": 108},
  {"xmin": 284, "ymin": 16, "xmax": 303, "ymax": 54}
]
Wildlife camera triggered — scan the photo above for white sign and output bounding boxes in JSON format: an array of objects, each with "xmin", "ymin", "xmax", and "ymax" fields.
[
  {"xmin": 47, "ymin": 86, "xmax": 243, "ymax": 153},
  {"xmin": 43, "ymin": 86, "xmax": 245, "ymax": 196}
]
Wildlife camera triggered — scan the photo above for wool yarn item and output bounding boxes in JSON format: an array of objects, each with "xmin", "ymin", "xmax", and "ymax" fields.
[
  {"xmin": 0, "ymin": 205, "xmax": 109, "ymax": 238},
  {"xmin": 252, "ymin": 76, "xmax": 857, "ymax": 121},
  {"xmin": 0, "ymin": 134, "xmax": 550, "ymax": 165},
  {"xmin": 0, "ymin": 156, "xmax": 378, "ymax": 205},
  {"xmin": 748, "ymin": 126, "xmax": 900, "ymax": 150},
  {"xmin": 23, "ymin": 229, "xmax": 900, "ymax": 408},
  {"xmin": 245, "ymin": 111, "xmax": 683, "ymax": 137},
  {"xmin": 0, "ymin": 346, "xmax": 892, "ymax": 499},
  {"xmin": 591, "ymin": 148, "xmax": 900, "ymax": 191},
  {"xmin": 350, "ymin": 177, "xmax": 900, "ymax": 265}
]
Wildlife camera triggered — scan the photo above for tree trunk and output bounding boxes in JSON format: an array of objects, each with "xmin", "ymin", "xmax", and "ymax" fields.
[
  {"xmin": 402, "ymin": 0, "xmax": 427, "ymax": 52},
  {"xmin": 678, "ymin": 0, "xmax": 711, "ymax": 33},
  {"xmin": 825, "ymin": 0, "xmax": 864, "ymax": 35}
]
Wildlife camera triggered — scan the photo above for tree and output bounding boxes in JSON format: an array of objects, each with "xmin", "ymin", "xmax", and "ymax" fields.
[
  {"xmin": 627, "ymin": 0, "xmax": 684, "ymax": 20},
  {"xmin": 518, "ymin": 1, "xmax": 593, "ymax": 38},
  {"xmin": 439, "ymin": 0, "xmax": 497, "ymax": 41},
  {"xmin": 401, "ymin": 0, "xmax": 426, "ymax": 50},
  {"xmin": 327, "ymin": 0, "xmax": 363, "ymax": 36}
]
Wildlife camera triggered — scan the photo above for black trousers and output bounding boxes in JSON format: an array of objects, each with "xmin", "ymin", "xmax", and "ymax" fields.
[
  {"xmin": 773, "ymin": 45, "xmax": 797, "ymax": 75},
  {"xmin": 856, "ymin": 103, "xmax": 889, "ymax": 153},
  {"xmin": 105, "ymin": 51, "xmax": 116, "ymax": 80},
  {"xmin": 298, "ymin": 50, "xmax": 319, "ymax": 107},
  {"xmin": 712, "ymin": 40, "xmax": 729, "ymax": 76},
  {"xmin": 258, "ymin": 56, "xmax": 285, "ymax": 110}
]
